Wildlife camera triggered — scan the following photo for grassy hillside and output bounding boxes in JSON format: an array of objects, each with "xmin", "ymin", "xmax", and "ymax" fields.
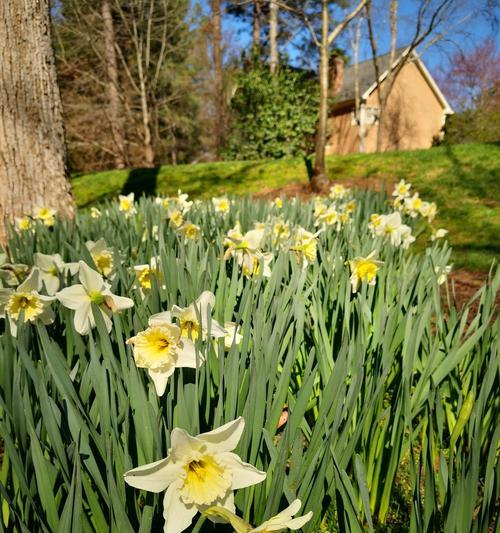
[{"xmin": 73, "ymin": 142, "xmax": 499, "ymax": 269}]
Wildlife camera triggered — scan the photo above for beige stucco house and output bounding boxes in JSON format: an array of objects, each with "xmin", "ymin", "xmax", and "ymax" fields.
[{"xmin": 326, "ymin": 48, "xmax": 453, "ymax": 155}]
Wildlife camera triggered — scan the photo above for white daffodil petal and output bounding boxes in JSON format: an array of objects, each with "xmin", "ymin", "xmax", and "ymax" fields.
[
  {"xmin": 18, "ymin": 269, "xmax": 40, "ymax": 292},
  {"xmin": 74, "ymin": 303, "xmax": 92, "ymax": 335},
  {"xmin": 99, "ymin": 307, "xmax": 113, "ymax": 332},
  {"xmin": 124, "ymin": 458, "xmax": 183, "ymax": 493},
  {"xmin": 218, "ymin": 490, "xmax": 236, "ymax": 514},
  {"xmin": 64, "ymin": 262, "xmax": 80, "ymax": 276},
  {"xmin": 197, "ymin": 417, "xmax": 245, "ymax": 453},
  {"xmin": 107, "ymin": 294, "xmax": 134, "ymax": 311},
  {"xmin": 285, "ymin": 512, "xmax": 314, "ymax": 530},
  {"xmin": 244, "ymin": 229, "xmax": 265, "ymax": 250},
  {"xmin": 79, "ymin": 261, "xmax": 104, "ymax": 292},
  {"xmin": 163, "ymin": 481, "xmax": 198, "ymax": 533},
  {"xmin": 149, "ymin": 311, "xmax": 172, "ymax": 327},
  {"xmin": 170, "ymin": 428, "xmax": 199, "ymax": 457},
  {"xmin": 195, "ymin": 290, "xmax": 216, "ymax": 319},
  {"xmin": 176, "ymin": 339, "xmax": 198, "ymax": 368},
  {"xmin": 206, "ymin": 319, "xmax": 227, "ymax": 338},
  {"xmin": 148, "ymin": 367, "xmax": 175, "ymax": 396},
  {"xmin": 42, "ymin": 275, "xmax": 60, "ymax": 296},
  {"xmin": 33, "ymin": 252, "xmax": 54, "ymax": 271},
  {"xmin": 222, "ymin": 452, "xmax": 267, "ymax": 489},
  {"xmin": 56, "ymin": 285, "xmax": 90, "ymax": 310}
]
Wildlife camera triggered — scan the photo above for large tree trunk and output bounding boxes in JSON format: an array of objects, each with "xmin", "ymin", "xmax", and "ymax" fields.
[
  {"xmin": 0, "ymin": 0, "xmax": 75, "ymax": 243},
  {"xmin": 311, "ymin": 0, "xmax": 331, "ymax": 193},
  {"xmin": 211, "ymin": 0, "xmax": 225, "ymax": 156},
  {"xmin": 269, "ymin": 0, "xmax": 279, "ymax": 74},
  {"xmin": 102, "ymin": 0, "xmax": 126, "ymax": 169}
]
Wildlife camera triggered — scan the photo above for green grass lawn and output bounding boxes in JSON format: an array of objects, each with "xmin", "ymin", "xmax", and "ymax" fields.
[{"xmin": 73, "ymin": 142, "xmax": 499, "ymax": 270}]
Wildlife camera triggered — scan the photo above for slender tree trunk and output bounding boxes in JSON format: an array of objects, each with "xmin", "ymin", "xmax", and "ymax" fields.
[
  {"xmin": 312, "ymin": 0, "xmax": 330, "ymax": 192},
  {"xmin": 136, "ymin": 50, "xmax": 155, "ymax": 167},
  {"xmin": 253, "ymin": 1, "xmax": 262, "ymax": 49},
  {"xmin": 0, "ymin": 0, "xmax": 74, "ymax": 243},
  {"xmin": 102, "ymin": 0, "xmax": 126, "ymax": 169},
  {"xmin": 269, "ymin": 0, "xmax": 279, "ymax": 74},
  {"xmin": 211, "ymin": 0, "xmax": 224, "ymax": 156}
]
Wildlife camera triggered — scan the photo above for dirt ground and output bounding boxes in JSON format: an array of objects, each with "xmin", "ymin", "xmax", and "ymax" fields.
[{"xmin": 254, "ymin": 182, "xmax": 498, "ymax": 311}]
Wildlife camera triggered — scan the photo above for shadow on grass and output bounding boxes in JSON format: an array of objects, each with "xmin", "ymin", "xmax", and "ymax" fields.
[
  {"xmin": 443, "ymin": 144, "xmax": 499, "ymax": 198},
  {"xmin": 122, "ymin": 167, "xmax": 159, "ymax": 197},
  {"xmin": 167, "ymin": 161, "xmax": 269, "ymax": 196}
]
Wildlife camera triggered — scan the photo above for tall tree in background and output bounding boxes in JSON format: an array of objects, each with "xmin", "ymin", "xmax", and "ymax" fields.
[
  {"xmin": 0, "ymin": 0, "xmax": 74, "ymax": 243},
  {"xmin": 102, "ymin": 0, "xmax": 126, "ymax": 168},
  {"xmin": 293, "ymin": 0, "xmax": 368, "ymax": 191},
  {"xmin": 211, "ymin": 0, "xmax": 225, "ymax": 155},
  {"xmin": 269, "ymin": 0, "xmax": 280, "ymax": 74},
  {"xmin": 227, "ymin": 1, "xmax": 266, "ymax": 52}
]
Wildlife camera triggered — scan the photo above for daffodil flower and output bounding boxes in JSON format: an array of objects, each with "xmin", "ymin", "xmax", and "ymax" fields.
[
  {"xmin": 290, "ymin": 227, "xmax": 320, "ymax": 269},
  {"xmin": 34, "ymin": 253, "xmax": 79, "ymax": 295},
  {"xmin": 241, "ymin": 251, "xmax": 273, "ymax": 279},
  {"xmin": 15, "ymin": 216, "xmax": 32, "ymax": 231},
  {"xmin": 33, "ymin": 207, "xmax": 56, "ymax": 227},
  {"xmin": 118, "ymin": 193, "xmax": 136, "ymax": 216},
  {"xmin": 404, "ymin": 193, "xmax": 423, "ymax": 218},
  {"xmin": 169, "ymin": 209, "xmax": 184, "ymax": 228},
  {"xmin": 0, "ymin": 259, "xmax": 30, "ymax": 287},
  {"xmin": 349, "ymin": 251, "xmax": 384, "ymax": 293},
  {"xmin": 223, "ymin": 222, "xmax": 243, "ymax": 247},
  {"xmin": 149, "ymin": 291, "xmax": 226, "ymax": 340},
  {"xmin": 90, "ymin": 207, "xmax": 102, "ymax": 219},
  {"xmin": 314, "ymin": 198, "xmax": 327, "ymax": 218},
  {"xmin": 86, "ymin": 239, "xmax": 114, "ymax": 277},
  {"xmin": 134, "ymin": 257, "xmax": 164, "ymax": 292},
  {"xmin": 431, "ymin": 228, "xmax": 448, "ymax": 241},
  {"xmin": 371, "ymin": 212, "xmax": 414, "ymax": 248},
  {"xmin": 435, "ymin": 265, "xmax": 452, "ymax": 285},
  {"xmin": 274, "ymin": 197, "xmax": 283, "ymax": 208},
  {"xmin": 124, "ymin": 417, "xmax": 266, "ymax": 533},
  {"xmin": 419, "ymin": 201, "xmax": 437, "ymax": 222},
  {"xmin": 0, "ymin": 269, "xmax": 55, "ymax": 336},
  {"xmin": 56, "ymin": 261, "xmax": 133, "ymax": 335},
  {"xmin": 271, "ymin": 218, "xmax": 291, "ymax": 247},
  {"xmin": 175, "ymin": 190, "xmax": 193, "ymax": 213},
  {"xmin": 205, "ymin": 498, "xmax": 313, "ymax": 532},
  {"xmin": 127, "ymin": 323, "xmax": 197, "ymax": 396},
  {"xmin": 224, "ymin": 229, "xmax": 265, "ymax": 259},
  {"xmin": 329, "ymin": 184, "xmax": 350, "ymax": 200},
  {"xmin": 179, "ymin": 222, "xmax": 201, "ymax": 241},
  {"xmin": 392, "ymin": 179, "xmax": 411, "ymax": 198},
  {"xmin": 315, "ymin": 207, "xmax": 339, "ymax": 228},
  {"xmin": 212, "ymin": 197, "xmax": 230, "ymax": 214}
]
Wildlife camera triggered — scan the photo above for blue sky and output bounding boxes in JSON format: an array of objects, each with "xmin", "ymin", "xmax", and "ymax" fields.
[{"xmin": 194, "ymin": 0, "xmax": 499, "ymax": 76}]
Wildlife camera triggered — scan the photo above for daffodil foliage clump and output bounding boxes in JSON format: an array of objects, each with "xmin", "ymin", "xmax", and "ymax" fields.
[{"xmin": 0, "ymin": 185, "xmax": 498, "ymax": 533}]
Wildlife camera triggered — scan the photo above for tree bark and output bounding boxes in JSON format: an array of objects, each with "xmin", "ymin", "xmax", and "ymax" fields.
[
  {"xmin": 211, "ymin": 0, "xmax": 225, "ymax": 156},
  {"xmin": 311, "ymin": 0, "xmax": 331, "ymax": 192},
  {"xmin": 269, "ymin": 0, "xmax": 279, "ymax": 74},
  {"xmin": 136, "ymin": 41, "xmax": 155, "ymax": 167},
  {"xmin": 253, "ymin": 1, "xmax": 262, "ymax": 49},
  {"xmin": 0, "ymin": 0, "xmax": 75, "ymax": 243},
  {"xmin": 102, "ymin": 0, "xmax": 126, "ymax": 168}
]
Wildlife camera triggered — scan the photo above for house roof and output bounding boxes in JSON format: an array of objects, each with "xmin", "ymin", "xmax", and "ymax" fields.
[
  {"xmin": 335, "ymin": 47, "xmax": 409, "ymax": 103},
  {"xmin": 335, "ymin": 47, "xmax": 453, "ymax": 113}
]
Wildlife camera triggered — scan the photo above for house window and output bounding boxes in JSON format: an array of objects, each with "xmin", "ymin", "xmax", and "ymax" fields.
[
  {"xmin": 364, "ymin": 107, "xmax": 379, "ymax": 125},
  {"xmin": 352, "ymin": 106, "xmax": 380, "ymax": 126}
]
